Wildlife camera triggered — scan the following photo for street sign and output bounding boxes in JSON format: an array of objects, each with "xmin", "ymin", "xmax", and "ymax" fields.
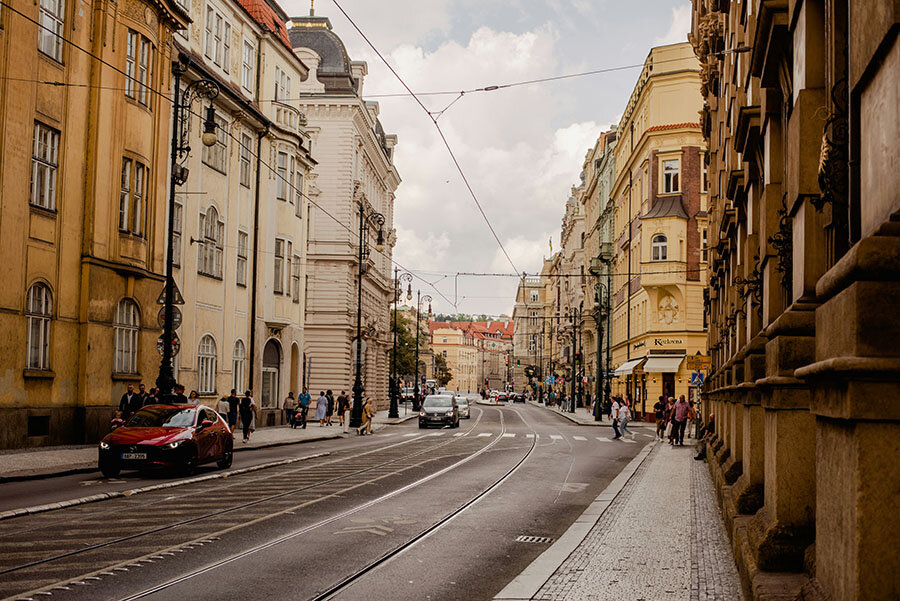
[
  {"xmin": 157, "ymin": 333, "xmax": 181, "ymax": 357},
  {"xmin": 686, "ymin": 353, "xmax": 711, "ymax": 371},
  {"xmin": 157, "ymin": 306, "xmax": 182, "ymax": 330},
  {"xmin": 350, "ymin": 338, "xmax": 367, "ymax": 358},
  {"xmin": 690, "ymin": 371, "xmax": 705, "ymax": 386},
  {"xmin": 156, "ymin": 281, "xmax": 185, "ymax": 305}
]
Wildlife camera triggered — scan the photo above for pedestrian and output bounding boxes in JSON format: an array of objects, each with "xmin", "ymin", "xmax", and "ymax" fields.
[
  {"xmin": 694, "ymin": 413, "xmax": 716, "ymax": 460},
  {"xmin": 325, "ymin": 390, "xmax": 335, "ymax": 426},
  {"xmin": 227, "ymin": 389, "xmax": 240, "ymax": 430},
  {"xmin": 118, "ymin": 384, "xmax": 140, "ymax": 420},
  {"xmin": 188, "ymin": 390, "xmax": 199, "ymax": 402},
  {"xmin": 315, "ymin": 391, "xmax": 327, "ymax": 426},
  {"xmin": 672, "ymin": 395, "xmax": 690, "ymax": 445},
  {"xmin": 283, "ymin": 391, "xmax": 295, "ymax": 425},
  {"xmin": 665, "ymin": 397, "xmax": 676, "ymax": 443},
  {"xmin": 337, "ymin": 391, "xmax": 349, "ymax": 433},
  {"xmin": 239, "ymin": 390, "xmax": 256, "ymax": 442},
  {"xmin": 216, "ymin": 397, "xmax": 229, "ymax": 423},
  {"xmin": 298, "ymin": 387, "xmax": 311, "ymax": 429},
  {"xmin": 137, "ymin": 383, "xmax": 147, "ymax": 406},
  {"xmin": 610, "ymin": 396, "xmax": 621, "ymax": 439},
  {"xmin": 172, "ymin": 384, "xmax": 188, "ymax": 404},
  {"xmin": 654, "ymin": 395, "xmax": 666, "ymax": 440},
  {"xmin": 358, "ymin": 397, "xmax": 375, "ymax": 435},
  {"xmin": 620, "ymin": 398, "xmax": 634, "ymax": 438},
  {"xmin": 687, "ymin": 399, "xmax": 697, "ymax": 435}
]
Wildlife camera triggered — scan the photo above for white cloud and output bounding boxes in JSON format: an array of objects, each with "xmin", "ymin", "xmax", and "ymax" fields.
[{"xmin": 656, "ymin": 3, "xmax": 692, "ymax": 45}]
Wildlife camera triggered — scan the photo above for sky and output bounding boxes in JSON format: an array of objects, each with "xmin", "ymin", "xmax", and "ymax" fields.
[{"xmin": 283, "ymin": 0, "xmax": 693, "ymax": 316}]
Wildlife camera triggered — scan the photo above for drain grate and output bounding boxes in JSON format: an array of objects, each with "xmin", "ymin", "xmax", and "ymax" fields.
[{"xmin": 516, "ymin": 535, "xmax": 553, "ymax": 544}]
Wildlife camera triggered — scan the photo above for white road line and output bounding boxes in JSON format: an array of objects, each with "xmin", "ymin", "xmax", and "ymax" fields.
[
  {"xmin": 453, "ymin": 432, "xmax": 466, "ymax": 437},
  {"xmin": 502, "ymin": 433, "xmax": 516, "ymax": 438},
  {"xmin": 622, "ymin": 438, "xmax": 638, "ymax": 444},
  {"xmin": 572, "ymin": 436, "xmax": 587, "ymax": 441},
  {"xmin": 596, "ymin": 437, "xmax": 612, "ymax": 442},
  {"xmin": 403, "ymin": 433, "xmax": 418, "ymax": 437},
  {"xmin": 549, "ymin": 434, "xmax": 563, "ymax": 440},
  {"xmin": 525, "ymin": 433, "xmax": 537, "ymax": 439},
  {"xmin": 477, "ymin": 432, "xmax": 492, "ymax": 437},
  {"xmin": 430, "ymin": 432, "xmax": 446, "ymax": 436}
]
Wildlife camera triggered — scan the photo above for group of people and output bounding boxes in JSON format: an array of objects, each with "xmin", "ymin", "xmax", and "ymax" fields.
[
  {"xmin": 608, "ymin": 396, "xmax": 635, "ymax": 439},
  {"xmin": 282, "ymin": 388, "xmax": 375, "ymax": 435},
  {"xmin": 116, "ymin": 382, "xmax": 199, "ymax": 419},
  {"xmin": 213, "ymin": 390, "xmax": 258, "ymax": 443},
  {"xmin": 653, "ymin": 395, "xmax": 696, "ymax": 446}
]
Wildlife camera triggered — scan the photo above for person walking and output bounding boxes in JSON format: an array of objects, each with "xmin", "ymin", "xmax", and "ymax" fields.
[
  {"xmin": 239, "ymin": 390, "xmax": 257, "ymax": 443},
  {"xmin": 227, "ymin": 389, "xmax": 240, "ymax": 430},
  {"xmin": 325, "ymin": 390, "xmax": 335, "ymax": 426},
  {"xmin": 216, "ymin": 397, "xmax": 229, "ymax": 422},
  {"xmin": 672, "ymin": 395, "xmax": 690, "ymax": 445},
  {"xmin": 654, "ymin": 395, "xmax": 667, "ymax": 440},
  {"xmin": 315, "ymin": 391, "xmax": 328, "ymax": 426},
  {"xmin": 337, "ymin": 391, "xmax": 349, "ymax": 433},
  {"xmin": 137, "ymin": 383, "xmax": 148, "ymax": 406},
  {"xmin": 665, "ymin": 397, "xmax": 676, "ymax": 444},
  {"xmin": 118, "ymin": 384, "xmax": 141, "ymax": 420},
  {"xmin": 619, "ymin": 399, "xmax": 635, "ymax": 438},
  {"xmin": 610, "ymin": 396, "xmax": 621, "ymax": 439},
  {"xmin": 283, "ymin": 392, "xmax": 295, "ymax": 425},
  {"xmin": 358, "ymin": 397, "xmax": 375, "ymax": 435},
  {"xmin": 171, "ymin": 384, "xmax": 188, "ymax": 404},
  {"xmin": 298, "ymin": 387, "xmax": 311, "ymax": 429}
]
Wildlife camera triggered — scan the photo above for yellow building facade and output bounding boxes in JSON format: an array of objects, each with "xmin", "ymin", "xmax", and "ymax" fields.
[
  {"xmin": 430, "ymin": 326, "xmax": 478, "ymax": 394},
  {"xmin": 609, "ymin": 42, "xmax": 709, "ymax": 418}
]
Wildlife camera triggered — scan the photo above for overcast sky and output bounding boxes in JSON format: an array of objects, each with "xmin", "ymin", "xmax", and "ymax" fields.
[{"xmin": 284, "ymin": 0, "xmax": 692, "ymax": 316}]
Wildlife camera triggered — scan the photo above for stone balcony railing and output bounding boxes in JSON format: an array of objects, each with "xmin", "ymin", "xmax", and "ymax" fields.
[
  {"xmin": 273, "ymin": 101, "xmax": 303, "ymax": 134},
  {"xmin": 640, "ymin": 260, "xmax": 688, "ymax": 287}
]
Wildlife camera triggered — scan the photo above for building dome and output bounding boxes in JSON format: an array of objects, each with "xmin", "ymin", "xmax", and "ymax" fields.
[{"xmin": 288, "ymin": 15, "xmax": 357, "ymax": 94}]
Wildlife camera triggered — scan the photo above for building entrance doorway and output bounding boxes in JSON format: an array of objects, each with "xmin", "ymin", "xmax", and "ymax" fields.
[
  {"xmin": 262, "ymin": 340, "xmax": 281, "ymax": 409},
  {"xmin": 662, "ymin": 373, "xmax": 675, "ymax": 399}
]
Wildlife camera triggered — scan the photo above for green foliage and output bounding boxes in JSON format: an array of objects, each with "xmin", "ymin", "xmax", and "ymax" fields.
[
  {"xmin": 393, "ymin": 309, "xmax": 427, "ymax": 380},
  {"xmin": 434, "ymin": 353, "xmax": 453, "ymax": 386}
]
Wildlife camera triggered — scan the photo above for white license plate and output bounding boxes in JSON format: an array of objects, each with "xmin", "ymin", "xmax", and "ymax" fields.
[{"xmin": 121, "ymin": 452, "xmax": 147, "ymax": 460}]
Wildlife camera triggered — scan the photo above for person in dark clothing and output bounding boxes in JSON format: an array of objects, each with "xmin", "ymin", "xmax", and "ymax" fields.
[
  {"xmin": 137, "ymin": 383, "xmax": 148, "ymax": 406},
  {"xmin": 297, "ymin": 388, "xmax": 311, "ymax": 429},
  {"xmin": 654, "ymin": 395, "xmax": 666, "ymax": 440},
  {"xmin": 239, "ymin": 390, "xmax": 256, "ymax": 442},
  {"xmin": 227, "ymin": 389, "xmax": 239, "ymax": 429},
  {"xmin": 694, "ymin": 413, "xmax": 716, "ymax": 460},
  {"xmin": 325, "ymin": 390, "xmax": 335, "ymax": 426},
  {"xmin": 143, "ymin": 387, "xmax": 159, "ymax": 406},
  {"xmin": 171, "ymin": 384, "xmax": 188, "ymax": 404},
  {"xmin": 337, "ymin": 391, "xmax": 350, "ymax": 432},
  {"xmin": 118, "ymin": 384, "xmax": 141, "ymax": 419}
]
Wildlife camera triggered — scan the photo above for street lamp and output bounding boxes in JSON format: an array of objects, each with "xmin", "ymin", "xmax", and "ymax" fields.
[
  {"xmin": 157, "ymin": 54, "xmax": 219, "ymax": 399},
  {"xmin": 349, "ymin": 205, "xmax": 385, "ymax": 429},
  {"xmin": 569, "ymin": 305, "xmax": 580, "ymax": 413},
  {"xmin": 592, "ymin": 283, "xmax": 608, "ymax": 421},
  {"xmin": 390, "ymin": 270, "xmax": 413, "ymax": 418},
  {"xmin": 413, "ymin": 291, "xmax": 432, "ymax": 411}
]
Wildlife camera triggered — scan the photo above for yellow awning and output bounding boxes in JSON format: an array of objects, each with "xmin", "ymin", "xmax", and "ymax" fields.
[
  {"xmin": 614, "ymin": 358, "xmax": 645, "ymax": 376},
  {"xmin": 643, "ymin": 355, "xmax": 685, "ymax": 373}
]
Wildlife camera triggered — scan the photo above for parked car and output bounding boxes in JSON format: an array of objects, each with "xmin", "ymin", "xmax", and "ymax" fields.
[
  {"xmin": 98, "ymin": 405, "xmax": 233, "ymax": 478},
  {"xmin": 496, "ymin": 393, "xmax": 508, "ymax": 403},
  {"xmin": 512, "ymin": 393, "xmax": 525, "ymax": 403},
  {"xmin": 419, "ymin": 395, "xmax": 459, "ymax": 428},
  {"xmin": 454, "ymin": 395, "xmax": 471, "ymax": 419},
  {"xmin": 401, "ymin": 387, "xmax": 415, "ymax": 401}
]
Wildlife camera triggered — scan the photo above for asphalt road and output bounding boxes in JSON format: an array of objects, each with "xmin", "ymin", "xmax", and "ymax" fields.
[{"xmin": 0, "ymin": 404, "xmax": 652, "ymax": 601}]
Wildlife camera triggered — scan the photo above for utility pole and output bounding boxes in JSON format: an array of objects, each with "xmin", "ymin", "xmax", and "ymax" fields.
[{"xmin": 570, "ymin": 306, "xmax": 577, "ymax": 413}]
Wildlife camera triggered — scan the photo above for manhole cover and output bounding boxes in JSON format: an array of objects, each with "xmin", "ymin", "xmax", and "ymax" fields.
[{"xmin": 516, "ymin": 535, "xmax": 553, "ymax": 544}]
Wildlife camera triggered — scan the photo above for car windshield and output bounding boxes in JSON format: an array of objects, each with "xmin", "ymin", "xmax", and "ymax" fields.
[
  {"xmin": 126, "ymin": 407, "xmax": 196, "ymax": 428},
  {"xmin": 454, "ymin": 397, "xmax": 469, "ymax": 406},
  {"xmin": 423, "ymin": 396, "xmax": 453, "ymax": 408}
]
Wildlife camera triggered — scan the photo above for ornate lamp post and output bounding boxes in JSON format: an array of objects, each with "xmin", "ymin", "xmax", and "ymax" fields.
[
  {"xmin": 157, "ymin": 54, "xmax": 219, "ymax": 399},
  {"xmin": 413, "ymin": 291, "xmax": 432, "ymax": 411},
  {"xmin": 592, "ymin": 283, "xmax": 608, "ymax": 421},
  {"xmin": 349, "ymin": 205, "xmax": 385, "ymax": 429},
  {"xmin": 390, "ymin": 270, "xmax": 413, "ymax": 418},
  {"xmin": 569, "ymin": 306, "xmax": 579, "ymax": 413}
]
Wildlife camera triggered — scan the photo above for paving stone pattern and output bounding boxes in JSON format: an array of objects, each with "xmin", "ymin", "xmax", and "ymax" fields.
[{"xmin": 533, "ymin": 443, "xmax": 745, "ymax": 601}]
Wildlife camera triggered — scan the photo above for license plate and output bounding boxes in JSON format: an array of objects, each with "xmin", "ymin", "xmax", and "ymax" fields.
[{"xmin": 121, "ymin": 452, "xmax": 147, "ymax": 460}]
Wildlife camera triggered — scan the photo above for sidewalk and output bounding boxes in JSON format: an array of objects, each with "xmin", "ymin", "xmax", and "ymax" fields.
[
  {"xmin": 527, "ymin": 400, "xmax": 654, "ymax": 428},
  {"xmin": 495, "ymin": 440, "xmax": 744, "ymax": 601},
  {"xmin": 0, "ymin": 409, "xmax": 415, "ymax": 482}
]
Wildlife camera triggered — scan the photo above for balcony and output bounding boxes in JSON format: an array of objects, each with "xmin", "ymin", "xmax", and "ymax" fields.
[
  {"xmin": 273, "ymin": 101, "xmax": 303, "ymax": 134},
  {"xmin": 641, "ymin": 260, "xmax": 688, "ymax": 288}
]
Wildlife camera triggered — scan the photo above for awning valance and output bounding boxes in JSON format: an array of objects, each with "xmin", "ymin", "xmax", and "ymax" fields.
[
  {"xmin": 643, "ymin": 355, "xmax": 685, "ymax": 373},
  {"xmin": 614, "ymin": 358, "xmax": 646, "ymax": 376}
]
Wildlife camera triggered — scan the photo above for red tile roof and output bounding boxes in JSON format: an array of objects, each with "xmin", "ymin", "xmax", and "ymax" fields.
[
  {"xmin": 646, "ymin": 122, "xmax": 701, "ymax": 132},
  {"xmin": 234, "ymin": 0, "xmax": 292, "ymax": 50}
]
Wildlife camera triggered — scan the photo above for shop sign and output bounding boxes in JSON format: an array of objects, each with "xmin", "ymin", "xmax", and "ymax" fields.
[
  {"xmin": 653, "ymin": 337, "xmax": 683, "ymax": 346},
  {"xmin": 685, "ymin": 353, "xmax": 711, "ymax": 371},
  {"xmin": 633, "ymin": 341, "xmax": 646, "ymax": 350}
]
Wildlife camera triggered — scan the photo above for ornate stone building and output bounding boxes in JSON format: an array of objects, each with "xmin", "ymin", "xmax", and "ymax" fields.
[
  {"xmin": 690, "ymin": 1, "xmax": 900, "ymax": 600},
  {"xmin": 289, "ymin": 10, "xmax": 400, "ymax": 408},
  {"xmin": 511, "ymin": 277, "xmax": 545, "ymax": 388}
]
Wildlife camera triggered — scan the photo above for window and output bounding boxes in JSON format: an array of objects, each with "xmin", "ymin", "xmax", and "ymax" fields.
[
  {"xmin": 205, "ymin": 6, "xmax": 230, "ymax": 71},
  {"xmin": 276, "ymin": 152, "xmax": 288, "ymax": 200},
  {"xmin": 125, "ymin": 31, "xmax": 152, "ymax": 105},
  {"xmin": 31, "ymin": 123, "xmax": 59, "ymax": 210},
  {"xmin": 530, "ymin": 311, "xmax": 538, "ymax": 326},
  {"xmin": 38, "ymin": 0, "xmax": 64, "ymax": 61},
  {"xmin": 291, "ymin": 253, "xmax": 301, "ymax": 302},
  {"xmin": 529, "ymin": 290, "xmax": 539, "ymax": 303},
  {"xmin": 114, "ymin": 299, "xmax": 140, "ymax": 374},
  {"xmin": 274, "ymin": 238, "xmax": 285, "ymax": 293},
  {"xmin": 202, "ymin": 114, "xmax": 227, "ymax": 172},
  {"xmin": 198, "ymin": 206, "xmax": 224, "ymax": 278},
  {"xmin": 701, "ymin": 157, "xmax": 708, "ymax": 193},
  {"xmin": 294, "ymin": 170, "xmax": 304, "ymax": 216},
  {"xmin": 119, "ymin": 158, "xmax": 147, "ymax": 236},
  {"xmin": 232, "ymin": 340, "xmax": 245, "ymax": 392},
  {"xmin": 701, "ymin": 228, "xmax": 708, "ymax": 263},
  {"xmin": 172, "ymin": 201, "xmax": 183, "ymax": 267},
  {"xmin": 198, "ymin": 335, "xmax": 217, "ymax": 394},
  {"xmin": 274, "ymin": 66, "xmax": 290, "ymax": 101},
  {"xmin": 651, "ymin": 234, "xmax": 668, "ymax": 261},
  {"xmin": 236, "ymin": 230, "xmax": 248, "ymax": 286},
  {"xmin": 239, "ymin": 133, "xmax": 251, "ymax": 187},
  {"xmin": 241, "ymin": 40, "xmax": 254, "ymax": 92},
  {"xmin": 26, "ymin": 283, "xmax": 52, "ymax": 370},
  {"xmin": 662, "ymin": 159, "xmax": 680, "ymax": 193}
]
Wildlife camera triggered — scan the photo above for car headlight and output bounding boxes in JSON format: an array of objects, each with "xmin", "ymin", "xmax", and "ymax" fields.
[
  {"xmin": 446, "ymin": 410, "xmax": 454, "ymax": 416},
  {"xmin": 99, "ymin": 441, "xmax": 110, "ymax": 450},
  {"xmin": 419, "ymin": 411, "xmax": 426, "ymax": 417},
  {"xmin": 166, "ymin": 440, "xmax": 186, "ymax": 449}
]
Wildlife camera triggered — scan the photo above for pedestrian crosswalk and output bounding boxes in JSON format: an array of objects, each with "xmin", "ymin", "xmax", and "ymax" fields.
[
  {"xmin": 385, "ymin": 429, "xmax": 650, "ymax": 444},
  {"xmin": 573, "ymin": 436, "xmax": 587, "ymax": 441}
]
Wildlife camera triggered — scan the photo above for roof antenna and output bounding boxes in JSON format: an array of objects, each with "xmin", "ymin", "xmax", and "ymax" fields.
[{"xmin": 310, "ymin": 0, "xmax": 314, "ymax": 16}]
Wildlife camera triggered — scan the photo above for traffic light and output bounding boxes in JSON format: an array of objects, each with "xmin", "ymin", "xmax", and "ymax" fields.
[
  {"xmin": 516, "ymin": 359, "xmax": 520, "ymax": 367},
  {"xmin": 505, "ymin": 357, "xmax": 509, "ymax": 366}
]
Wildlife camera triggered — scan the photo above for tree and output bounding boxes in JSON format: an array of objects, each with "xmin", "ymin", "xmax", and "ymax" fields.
[
  {"xmin": 392, "ymin": 309, "xmax": 427, "ymax": 382},
  {"xmin": 434, "ymin": 353, "xmax": 453, "ymax": 386}
]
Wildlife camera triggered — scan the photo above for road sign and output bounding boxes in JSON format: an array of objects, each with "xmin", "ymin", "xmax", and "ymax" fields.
[
  {"xmin": 690, "ymin": 371, "xmax": 705, "ymax": 386},
  {"xmin": 157, "ymin": 306, "xmax": 182, "ymax": 330},
  {"xmin": 351, "ymin": 338, "xmax": 367, "ymax": 358},
  {"xmin": 156, "ymin": 281, "xmax": 185, "ymax": 305},
  {"xmin": 157, "ymin": 333, "xmax": 181, "ymax": 357},
  {"xmin": 686, "ymin": 353, "xmax": 711, "ymax": 371}
]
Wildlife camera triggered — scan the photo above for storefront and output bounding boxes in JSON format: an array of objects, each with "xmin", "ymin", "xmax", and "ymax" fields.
[{"xmin": 613, "ymin": 353, "xmax": 693, "ymax": 421}]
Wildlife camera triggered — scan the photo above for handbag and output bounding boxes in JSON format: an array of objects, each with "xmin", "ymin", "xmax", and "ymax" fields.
[{"xmin": 665, "ymin": 422, "xmax": 673, "ymax": 437}]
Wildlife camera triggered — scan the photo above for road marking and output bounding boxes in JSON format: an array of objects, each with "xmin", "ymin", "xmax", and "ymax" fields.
[
  {"xmin": 502, "ymin": 433, "xmax": 516, "ymax": 438},
  {"xmin": 596, "ymin": 437, "xmax": 612, "ymax": 442},
  {"xmin": 549, "ymin": 434, "xmax": 563, "ymax": 440},
  {"xmin": 573, "ymin": 435, "xmax": 587, "ymax": 441},
  {"xmin": 334, "ymin": 524, "xmax": 394, "ymax": 537},
  {"xmin": 525, "ymin": 433, "xmax": 539, "ymax": 439},
  {"xmin": 477, "ymin": 432, "xmax": 492, "ymax": 437},
  {"xmin": 453, "ymin": 432, "xmax": 466, "ymax": 437},
  {"xmin": 430, "ymin": 432, "xmax": 446, "ymax": 436},
  {"xmin": 403, "ymin": 433, "xmax": 418, "ymax": 437},
  {"xmin": 622, "ymin": 438, "xmax": 638, "ymax": 444}
]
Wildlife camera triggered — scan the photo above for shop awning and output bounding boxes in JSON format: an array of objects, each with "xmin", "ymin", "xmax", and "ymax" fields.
[
  {"xmin": 614, "ymin": 358, "xmax": 646, "ymax": 376},
  {"xmin": 643, "ymin": 355, "xmax": 685, "ymax": 373}
]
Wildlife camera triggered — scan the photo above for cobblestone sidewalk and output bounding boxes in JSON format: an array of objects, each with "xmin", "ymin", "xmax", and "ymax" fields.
[{"xmin": 532, "ymin": 443, "xmax": 744, "ymax": 601}]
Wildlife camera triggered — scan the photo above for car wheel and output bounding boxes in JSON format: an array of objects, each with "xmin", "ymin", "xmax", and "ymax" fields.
[
  {"xmin": 418, "ymin": 423, "xmax": 425, "ymax": 429},
  {"xmin": 180, "ymin": 447, "xmax": 198, "ymax": 477},
  {"xmin": 216, "ymin": 441, "xmax": 234, "ymax": 469},
  {"xmin": 99, "ymin": 460, "xmax": 120, "ymax": 479}
]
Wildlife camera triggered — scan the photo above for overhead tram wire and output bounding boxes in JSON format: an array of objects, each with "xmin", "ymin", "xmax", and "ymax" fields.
[
  {"xmin": 330, "ymin": 0, "xmax": 520, "ymax": 276},
  {"xmin": 0, "ymin": 0, "xmax": 455, "ymax": 309}
]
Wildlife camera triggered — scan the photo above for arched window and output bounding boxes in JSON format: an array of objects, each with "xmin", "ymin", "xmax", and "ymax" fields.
[
  {"xmin": 198, "ymin": 335, "xmax": 217, "ymax": 394},
  {"xmin": 232, "ymin": 339, "xmax": 246, "ymax": 392},
  {"xmin": 114, "ymin": 299, "xmax": 140, "ymax": 374},
  {"xmin": 26, "ymin": 283, "xmax": 52, "ymax": 370},
  {"xmin": 651, "ymin": 234, "xmax": 668, "ymax": 261},
  {"xmin": 261, "ymin": 340, "xmax": 281, "ymax": 408},
  {"xmin": 198, "ymin": 206, "xmax": 224, "ymax": 278}
]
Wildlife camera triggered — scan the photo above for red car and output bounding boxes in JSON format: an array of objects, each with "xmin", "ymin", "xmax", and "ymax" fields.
[{"xmin": 98, "ymin": 405, "xmax": 233, "ymax": 478}]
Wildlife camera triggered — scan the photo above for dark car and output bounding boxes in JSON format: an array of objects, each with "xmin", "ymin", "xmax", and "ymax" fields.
[
  {"xmin": 513, "ymin": 393, "xmax": 525, "ymax": 403},
  {"xmin": 418, "ymin": 395, "xmax": 459, "ymax": 429},
  {"xmin": 496, "ymin": 393, "xmax": 508, "ymax": 403},
  {"xmin": 98, "ymin": 405, "xmax": 233, "ymax": 478}
]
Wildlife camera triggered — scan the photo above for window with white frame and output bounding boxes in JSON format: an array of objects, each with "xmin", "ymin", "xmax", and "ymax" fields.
[
  {"xmin": 274, "ymin": 238, "xmax": 285, "ymax": 294},
  {"xmin": 530, "ymin": 311, "xmax": 538, "ymax": 326},
  {"xmin": 172, "ymin": 201, "xmax": 183, "ymax": 267},
  {"xmin": 38, "ymin": 0, "xmax": 64, "ymax": 61},
  {"xmin": 285, "ymin": 241, "xmax": 292, "ymax": 297},
  {"xmin": 114, "ymin": 299, "xmax": 140, "ymax": 374},
  {"xmin": 236, "ymin": 230, "xmax": 248, "ymax": 287},
  {"xmin": 662, "ymin": 159, "xmax": 680, "ymax": 193},
  {"xmin": 239, "ymin": 133, "xmax": 251, "ymax": 187},
  {"xmin": 26, "ymin": 283, "xmax": 52, "ymax": 370},
  {"xmin": 204, "ymin": 5, "xmax": 230, "ymax": 71},
  {"xmin": 125, "ymin": 31, "xmax": 151, "ymax": 106},
  {"xmin": 276, "ymin": 151, "xmax": 288, "ymax": 200},
  {"xmin": 241, "ymin": 40, "xmax": 254, "ymax": 92},
  {"xmin": 294, "ymin": 170, "xmax": 304, "ymax": 216},
  {"xmin": 202, "ymin": 114, "xmax": 227, "ymax": 172},
  {"xmin": 232, "ymin": 339, "xmax": 245, "ymax": 392},
  {"xmin": 529, "ymin": 290, "xmax": 539, "ymax": 303},
  {"xmin": 274, "ymin": 66, "xmax": 290, "ymax": 101},
  {"xmin": 701, "ymin": 156, "xmax": 708, "ymax": 193},
  {"xmin": 119, "ymin": 158, "xmax": 147, "ymax": 236},
  {"xmin": 651, "ymin": 234, "xmax": 668, "ymax": 261},
  {"xmin": 701, "ymin": 228, "xmax": 708, "ymax": 262},
  {"xmin": 291, "ymin": 253, "xmax": 301, "ymax": 302},
  {"xmin": 198, "ymin": 206, "xmax": 224, "ymax": 278},
  {"xmin": 31, "ymin": 122, "xmax": 59, "ymax": 210},
  {"xmin": 198, "ymin": 335, "xmax": 217, "ymax": 394}
]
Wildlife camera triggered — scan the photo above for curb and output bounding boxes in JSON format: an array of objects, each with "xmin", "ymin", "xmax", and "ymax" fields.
[
  {"xmin": 0, "ymin": 451, "xmax": 331, "ymax": 521},
  {"xmin": 526, "ymin": 400, "xmax": 654, "ymax": 429},
  {"xmin": 493, "ymin": 441, "xmax": 657, "ymax": 600}
]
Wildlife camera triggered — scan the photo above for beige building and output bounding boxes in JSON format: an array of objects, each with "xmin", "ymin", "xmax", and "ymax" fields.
[
  {"xmin": 691, "ymin": 2, "xmax": 900, "ymax": 599},
  {"xmin": 429, "ymin": 325, "xmax": 478, "ymax": 393},
  {"xmin": 289, "ymin": 10, "xmax": 400, "ymax": 409},
  {"xmin": 511, "ymin": 278, "xmax": 545, "ymax": 387},
  {"xmin": 0, "ymin": 0, "xmax": 189, "ymax": 448},
  {"xmin": 609, "ymin": 42, "xmax": 709, "ymax": 419}
]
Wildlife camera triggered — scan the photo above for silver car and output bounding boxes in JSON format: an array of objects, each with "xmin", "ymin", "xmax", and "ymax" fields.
[{"xmin": 454, "ymin": 395, "xmax": 471, "ymax": 419}]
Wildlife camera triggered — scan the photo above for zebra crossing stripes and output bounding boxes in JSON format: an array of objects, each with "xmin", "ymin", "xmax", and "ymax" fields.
[
  {"xmin": 549, "ymin": 434, "xmax": 563, "ymax": 440},
  {"xmin": 573, "ymin": 436, "xmax": 587, "ymax": 441},
  {"xmin": 402, "ymin": 433, "xmax": 418, "ymax": 437},
  {"xmin": 453, "ymin": 432, "xmax": 466, "ymax": 437},
  {"xmin": 502, "ymin": 433, "xmax": 516, "ymax": 438},
  {"xmin": 477, "ymin": 432, "xmax": 492, "ymax": 437},
  {"xmin": 525, "ymin": 433, "xmax": 538, "ymax": 439}
]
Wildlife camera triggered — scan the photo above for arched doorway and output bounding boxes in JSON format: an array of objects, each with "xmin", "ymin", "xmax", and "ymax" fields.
[{"xmin": 261, "ymin": 339, "xmax": 281, "ymax": 409}]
